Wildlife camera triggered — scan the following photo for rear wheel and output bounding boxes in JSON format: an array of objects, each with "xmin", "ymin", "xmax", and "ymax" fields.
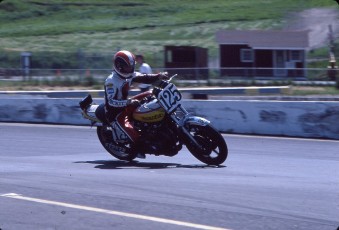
[
  {"xmin": 185, "ymin": 124, "xmax": 228, "ymax": 165},
  {"xmin": 97, "ymin": 126, "xmax": 137, "ymax": 161}
]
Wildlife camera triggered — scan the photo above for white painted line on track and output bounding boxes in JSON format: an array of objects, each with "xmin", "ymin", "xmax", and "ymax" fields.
[{"xmin": 1, "ymin": 193, "xmax": 230, "ymax": 230}]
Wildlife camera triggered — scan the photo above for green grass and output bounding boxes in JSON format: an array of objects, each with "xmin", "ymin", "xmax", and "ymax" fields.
[
  {"xmin": 291, "ymin": 86, "xmax": 339, "ymax": 96},
  {"xmin": 0, "ymin": 75, "xmax": 102, "ymax": 90},
  {"xmin": 0, "ymin": 0, "xmax": 336, "ymax": 55}
]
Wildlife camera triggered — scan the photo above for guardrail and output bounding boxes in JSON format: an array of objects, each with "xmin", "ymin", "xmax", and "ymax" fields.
[
  {"xmin": 0, "ymin": 86, "xmax": 291, "ymax": 99},
  {"xmin": 0, "ymin": 67, "xmax": 338, "ymax": 82}
]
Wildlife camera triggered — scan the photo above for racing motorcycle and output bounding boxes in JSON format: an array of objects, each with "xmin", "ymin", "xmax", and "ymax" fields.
[{"xmin": 79, "ymin": 75, "xmax": 228, "ymax": 165}]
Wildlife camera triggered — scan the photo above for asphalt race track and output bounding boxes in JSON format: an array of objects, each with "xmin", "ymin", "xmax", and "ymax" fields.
[{"xmin": 0, "ymin": 123, "xmax": 338, "ymax": 230}]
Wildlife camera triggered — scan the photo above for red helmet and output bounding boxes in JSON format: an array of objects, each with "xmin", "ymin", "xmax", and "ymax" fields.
[{"xmin": 113, "ymin": 50, "xmax": 136, "ymax": 78}]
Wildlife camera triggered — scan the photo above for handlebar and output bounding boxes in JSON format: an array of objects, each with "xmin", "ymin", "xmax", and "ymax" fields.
[
  {"xmin": 152, "ymin": 74, "xmax": 178, "ymax": 96},
  {"xmin": 168, "ymin": 74, "xmax": 177, "ymax": 82},
  {"xmin": 154, "ymin": 74, "xmax": 177, "ymax": 88}
]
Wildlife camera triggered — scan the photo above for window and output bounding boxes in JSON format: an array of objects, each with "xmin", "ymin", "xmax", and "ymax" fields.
[
  {"xmin": 166, "ymin": 50, "xmax": 172, "ymax": 63},
  {"xmin": 241, "ymin": 49, "xmax": 254, "ymax": 62},
  {"xmin": 290, "ymin": 50, "xmax": 302, "ymax": 61}
]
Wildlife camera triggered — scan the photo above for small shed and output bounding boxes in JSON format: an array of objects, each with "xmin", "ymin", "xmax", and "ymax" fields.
[
  {"xmin": 164, "ymin": 45, "xmax": 208, "ymax": 79},
  {"xmin": 216, "ymin": 30, "xmax": 309, "ymax": 78}
]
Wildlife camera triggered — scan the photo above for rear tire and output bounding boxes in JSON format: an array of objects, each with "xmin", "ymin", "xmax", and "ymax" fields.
[
  {"xmin": 97, "ymin": 126, "xmax": 137, "ymax": 161},
  {"xmin": 185, "ymin": 124, "xmax": 228, "ymax": 165}
]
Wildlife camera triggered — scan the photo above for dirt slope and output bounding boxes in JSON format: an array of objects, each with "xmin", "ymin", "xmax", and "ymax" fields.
[{"xmin": 284, "ymin": 8, "xmax": 339, "ymax": 49}]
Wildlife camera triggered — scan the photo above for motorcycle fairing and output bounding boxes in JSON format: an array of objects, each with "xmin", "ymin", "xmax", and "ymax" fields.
[
  {"xmin": 81, "ymin": 104, "xmax": 102, "ymax": 124},
  {"xmin": 133, "ymin": 99, "xmax": 166, "ymax": 123}
]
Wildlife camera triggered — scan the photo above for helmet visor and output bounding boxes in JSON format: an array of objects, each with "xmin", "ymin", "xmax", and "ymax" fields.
[{"xmin": 115, "ymin": 57, "xmax": 134, "ymax": 75}]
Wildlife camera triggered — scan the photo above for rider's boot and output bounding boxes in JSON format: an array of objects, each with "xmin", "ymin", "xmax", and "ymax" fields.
[{"xmin": 132, "ymin": 139, "xmax": 146, "ymax": 159}]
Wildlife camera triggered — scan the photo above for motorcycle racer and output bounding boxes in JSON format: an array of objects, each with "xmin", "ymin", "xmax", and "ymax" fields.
[{"xmin": 104, "ymin": 50, "xmax": 168, "ymax": 145}]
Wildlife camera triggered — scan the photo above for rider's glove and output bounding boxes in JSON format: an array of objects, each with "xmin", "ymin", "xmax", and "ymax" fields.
[
  {"xmin": 126, "ymin": 99, "xmax": 140, "ymax": 107},
  {"xmin": 157, "ymin": 72, "xmax": 169, "ymax": 80}
]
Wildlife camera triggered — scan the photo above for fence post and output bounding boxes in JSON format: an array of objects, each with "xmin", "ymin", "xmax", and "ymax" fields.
[{"xmin": 21, "ymin": 52, "xmax": 31, "ymax": 81}]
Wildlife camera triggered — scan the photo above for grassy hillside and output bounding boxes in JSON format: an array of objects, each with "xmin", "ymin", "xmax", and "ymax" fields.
[{"xmin": 0, "ymin": 0, "xmax": 337, "ymax": 67}]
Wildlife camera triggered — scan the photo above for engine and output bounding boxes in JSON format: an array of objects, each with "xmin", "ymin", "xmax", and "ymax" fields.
[{"xmin": 131, "ymin": 98, "xmax": 182, "ymax": 156}]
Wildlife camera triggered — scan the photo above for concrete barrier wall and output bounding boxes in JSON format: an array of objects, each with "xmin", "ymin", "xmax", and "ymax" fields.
[
  {"xmin": 0, "ymin": 98, "xmax": 338, "ymax": 140},
  {"xmin": 183, "ymin": 100, "xmax": 339, "ymax": 139}
]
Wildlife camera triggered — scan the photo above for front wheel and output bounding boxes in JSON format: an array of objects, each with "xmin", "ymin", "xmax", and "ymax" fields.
[
  {"xmin": 184, "ymin": 124, "xmax": 228, "ymax": 165},
  {"xmin": 96, "ymin": 126, "xmax": 137, "ymax": 161}
]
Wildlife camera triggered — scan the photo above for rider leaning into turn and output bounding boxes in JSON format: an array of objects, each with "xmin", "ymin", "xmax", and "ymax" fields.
[{"xmin": 104, "ymin": 50, "xmax": 168, "ymax": 146}]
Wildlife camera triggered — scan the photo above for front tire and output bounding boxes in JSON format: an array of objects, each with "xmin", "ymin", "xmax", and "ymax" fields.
[
  {"xmin": 185, "ymin": 124, "xmax": 228, "ymax": 165},
  {"xmin": 97, "ymin": 126, "xmax": 137, "ymax": 161}
]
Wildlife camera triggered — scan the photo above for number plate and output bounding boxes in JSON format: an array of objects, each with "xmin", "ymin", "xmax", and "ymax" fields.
[{"xmin": 158, "ymin": 83, "xmax": 182, "ymax": 113}]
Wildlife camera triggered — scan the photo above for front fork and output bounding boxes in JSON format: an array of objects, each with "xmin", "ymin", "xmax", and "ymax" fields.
[{"xmin": 169, "ymin": 105, "xmax": 210, "ymax": 148}]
